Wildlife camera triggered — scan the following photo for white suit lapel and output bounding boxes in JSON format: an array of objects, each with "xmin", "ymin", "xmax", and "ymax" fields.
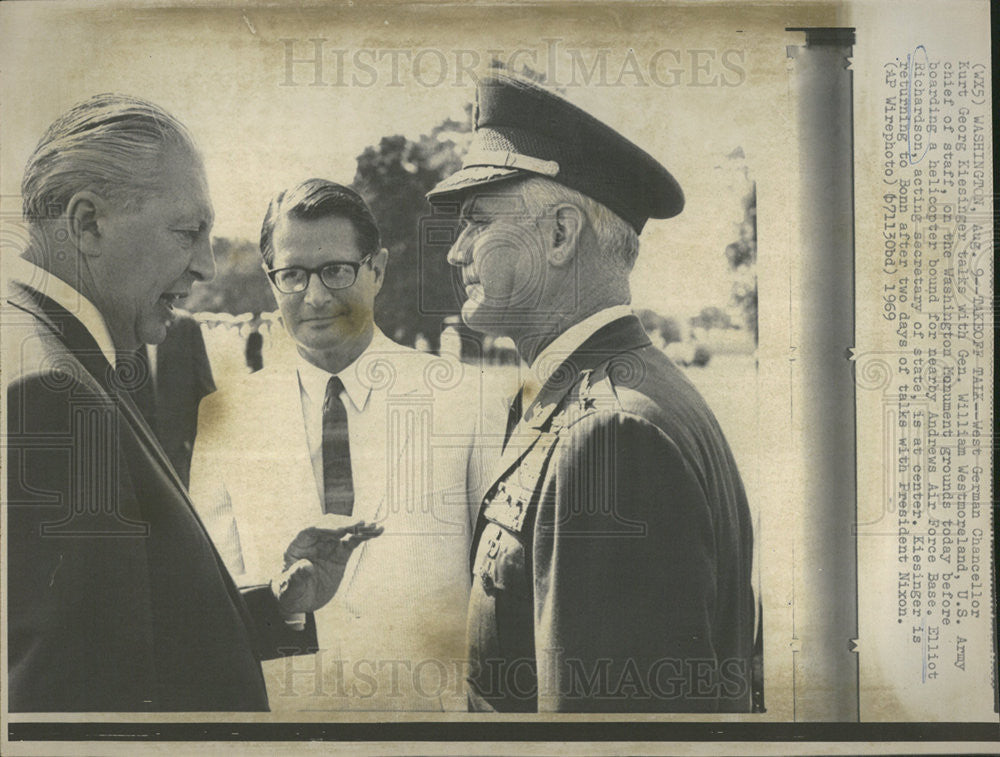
[
  {"xmin": 283, "ymin": 368, "xmax": 323, "ymax": 514},
  {"xmin": 229, "ymin": 368, "xmax": 319, "ymax": 582},
  {"xmin": 355, "ymin": 377, "xmax": 420, "ymax": 525}
]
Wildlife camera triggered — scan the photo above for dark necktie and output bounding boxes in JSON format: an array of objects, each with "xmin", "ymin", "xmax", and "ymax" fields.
[{"xmin": 322, "ymin": 375, "xmax": 354, "ymax": 515}]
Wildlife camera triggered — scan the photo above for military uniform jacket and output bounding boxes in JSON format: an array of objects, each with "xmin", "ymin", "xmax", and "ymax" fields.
[
  {"xmin": 5, "ymin": 280, "xmax": 312, "ymax": 711},
  {"xmin": 467, "ymin": 315, "xmax": 754, "ymax": 712}
]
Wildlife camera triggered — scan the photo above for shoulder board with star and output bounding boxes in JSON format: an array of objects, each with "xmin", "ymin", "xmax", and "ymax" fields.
[{"xmin": 549, "ymin": 366, "xmax": 624, "ymax": 431}]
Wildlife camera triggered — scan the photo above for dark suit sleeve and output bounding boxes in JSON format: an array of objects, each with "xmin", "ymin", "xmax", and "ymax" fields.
[
  {"xmin": 533, "ymin": 410, "xmax": 720, "ymax": 712},
  {"xmin": 240, "ymin": 586, "xmax": 318, "ymax": 660},
  {"xmin": 8, "ymin": 371, "xmax": 316, "ymax": 712},
  {"xmin": 6, "ymin": 376, "xmax": 158, "ymax": 711}
]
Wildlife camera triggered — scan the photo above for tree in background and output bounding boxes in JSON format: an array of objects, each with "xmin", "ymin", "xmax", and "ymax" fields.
[
  {"xmin": 186, "ymin": 64, "xmax": 751, "ymax": 358},
  {"xmin": 726, "ymin": 181, "xmax": 758, "ymax": 344},
  {"xmin": 352, "ymin": 114, "xmax": 472, "ymax": 351},
  {"xmin": 636, "ymin": 308, "xmax": 682, "ymax": 346},
  {"xmin": 184, "ymin": 236, "xmax": 275, "ymax": 316},
  {"xmin": 690, "ymin": 305, "xmax": 737, "ymax": 333}
]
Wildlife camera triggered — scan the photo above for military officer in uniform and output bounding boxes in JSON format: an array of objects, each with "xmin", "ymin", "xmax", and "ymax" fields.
[{"xmin": 427, "ymin": 71, "xmax": 755, "ymax": 712}]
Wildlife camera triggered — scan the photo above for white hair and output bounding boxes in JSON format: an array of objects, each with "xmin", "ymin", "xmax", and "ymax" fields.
[
  {"xmin": 21, "ymin": 93, "xmax": 197, "ymax": 222},
  {"xmin": 515, "ymin": 176, "xmax": 639, "ymax": 272}
]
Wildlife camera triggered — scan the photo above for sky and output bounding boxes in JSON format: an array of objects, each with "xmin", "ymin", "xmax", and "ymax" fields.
[{"xmin": 0, "ymin": 1, "xmax": 828, "ymax": 321}]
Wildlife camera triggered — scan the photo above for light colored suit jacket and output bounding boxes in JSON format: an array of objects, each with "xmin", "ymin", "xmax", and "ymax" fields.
[{"xmin": 190, "ymin": 333, "xmax": 486, "ymax": 711}]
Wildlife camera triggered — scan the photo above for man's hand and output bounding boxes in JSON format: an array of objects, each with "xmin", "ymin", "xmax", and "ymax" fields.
[{"xmin": 271, "ymin": 515, "xmax": 383, "ymax": 614}]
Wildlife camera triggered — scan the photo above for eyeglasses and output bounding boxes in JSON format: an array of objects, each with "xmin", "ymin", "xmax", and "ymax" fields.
[{"xmin": 266, "ymin": 254, "xmax": 374, "ymax": 294}]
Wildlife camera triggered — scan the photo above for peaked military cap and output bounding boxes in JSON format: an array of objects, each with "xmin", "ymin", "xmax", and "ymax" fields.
[{"xmin": 427, "ymin": 71, "xmax": 684, "ymax": 233}]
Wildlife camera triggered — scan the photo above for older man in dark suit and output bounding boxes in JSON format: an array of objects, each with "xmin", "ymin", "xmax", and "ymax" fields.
[
  {"xmin": 4, "ymin": 94, "xmax": 379, "ymax": 711},
  {"xmin": 427, "ymin": 71, "xmax": 755, "ymax": 713}
]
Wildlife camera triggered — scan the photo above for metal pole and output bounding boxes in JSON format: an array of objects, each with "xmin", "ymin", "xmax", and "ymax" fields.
[{"xmin": 786, "ymin": 26, "xmax": 860, "ymax": 722}]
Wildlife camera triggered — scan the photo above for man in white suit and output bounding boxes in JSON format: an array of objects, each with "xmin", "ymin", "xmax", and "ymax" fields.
[{"xmin": 190, "ymin": 179, "xmax": 482, "ymax": 711}]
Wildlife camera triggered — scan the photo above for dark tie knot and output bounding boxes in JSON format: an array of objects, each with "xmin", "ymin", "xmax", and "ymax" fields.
[{"xmin": 325, "ymin": 375, "xmax": 345, "ymax": 409}]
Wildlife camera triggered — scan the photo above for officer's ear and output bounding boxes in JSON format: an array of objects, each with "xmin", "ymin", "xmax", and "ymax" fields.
[
  {"xmin": 66, "ymin": 190, "xmax": 107, "ymax": 258},
  {"xmin": 546, "ymin": 203, "xmax": 584, "ymax": 268}
]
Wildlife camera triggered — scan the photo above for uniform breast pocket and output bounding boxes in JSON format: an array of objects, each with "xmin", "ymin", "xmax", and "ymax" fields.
[
  {"xmin": 476, "ymin": 524, "xmax": 528, "ymax": 595},
  {"xmin": 479, "ymin": 525, "xmax": 534, "ymax": 657}
]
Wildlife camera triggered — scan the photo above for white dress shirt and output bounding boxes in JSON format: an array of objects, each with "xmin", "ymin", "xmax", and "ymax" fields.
[
  {"xmin": 295, "ymin": 332, "xmax": 379, "ymax": 509},
  {"xmin": 5, "ymin": 256, "xmax": 117, "ymax": 365},
  {"xmin": 190, "ymin": 327, "xmax": 478, "ymax": 711}
]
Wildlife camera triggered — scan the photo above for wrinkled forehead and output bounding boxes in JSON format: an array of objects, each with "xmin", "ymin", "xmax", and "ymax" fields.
[
  {"xmin": 157, "ymin": 145, "xmax": 208, "ymax": 188},
  {"xmin": 150, "ymin": 146, "xmax": 214, "ymax": 221}
]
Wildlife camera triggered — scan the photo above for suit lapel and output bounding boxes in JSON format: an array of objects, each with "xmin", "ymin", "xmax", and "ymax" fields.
[
  {"xmin": 358, "ymin": 383, "xmax": 422, "ymax": 524},
  {"xmin": 11, "ymin": 282, "xmax": 189, "ymax": 492},
  {"xmin": 11, "ymin": 282, "xmax": 261, "ymax": 637},
  {"xmin": 114, "ymin": 386, "xmax": 263, "ymax": 639},
  {"xmin": 487, "ymin": 316, "xmax": 651, "ymax": 485},
  {"xmin": 117, "ymin": 384, "xmax": 191, "ymax": 493},
  {"xmin": 284, "ymin": 368, "xmax": 323, "ymax": 513},
  {"xmin": 10, "ymin": 281, "xmax": 116, "ymax": 389}
]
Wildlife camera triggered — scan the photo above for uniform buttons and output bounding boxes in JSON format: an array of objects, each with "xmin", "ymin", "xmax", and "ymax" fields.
[
  {"xmin": 480, "ymin": 564, "xmax": 496, "ymax": 594},
  {"xmin": 487, "ymin": 536, "xmax": 500, "ymax": 558}
]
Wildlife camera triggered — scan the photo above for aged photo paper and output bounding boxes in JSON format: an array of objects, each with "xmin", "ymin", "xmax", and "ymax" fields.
[{"xmin": 0, "ymin": 0, "xmax": 994, "ymax": 754}]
